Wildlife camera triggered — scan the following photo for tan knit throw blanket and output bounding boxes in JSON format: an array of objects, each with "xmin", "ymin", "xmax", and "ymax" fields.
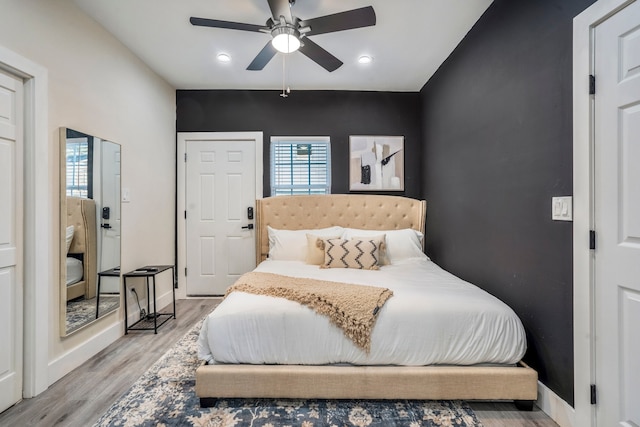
[{"xmin": 225, "ymin": 272, "xmax": 393, "ymax": 352}]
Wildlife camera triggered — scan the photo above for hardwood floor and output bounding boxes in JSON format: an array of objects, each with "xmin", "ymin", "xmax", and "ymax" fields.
[
  {"xmin": 0, "ymin": 298, "xmax": 559, "ymax": 427},
  {"xmin": 0, "ymin": 298, "xmax": 221, "ymax": 427},
  {"xmin": 472, "ymin": 402, "xmax": 559, "ymax": 427}
]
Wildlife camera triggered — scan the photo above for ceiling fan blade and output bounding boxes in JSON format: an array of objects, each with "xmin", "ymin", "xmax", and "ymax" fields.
[
  {"xmin": 298, "ymin": 38, "xmax": 343, "ymax": 72},
  {"xmin": 190, "ymin": 17, "xmax": 266, "ymax": 33},
  {"xmin": 247, "ymin": 41, "xmax": 278, "ymax": 70},
  {"xmin": 300, "ymin": 6, "xmax": 376, "ymax": 36},
  {"xmin": 267, "ymin": 0, "xmax": 293, "ymax": 24}
]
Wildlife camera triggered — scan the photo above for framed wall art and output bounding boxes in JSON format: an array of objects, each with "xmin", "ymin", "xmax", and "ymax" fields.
[{"xmin": 349, "ymin": 135, "xmax": 404, "ymax": 191}]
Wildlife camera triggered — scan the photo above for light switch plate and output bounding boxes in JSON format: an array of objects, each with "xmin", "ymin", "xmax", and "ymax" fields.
[
  {"xmin": 122, "ymin": 187, "xmax": 131, "ymax": 203},
  {"xmin": 552, "ymin": 196, "xmax": 572, "ymax": 221}
]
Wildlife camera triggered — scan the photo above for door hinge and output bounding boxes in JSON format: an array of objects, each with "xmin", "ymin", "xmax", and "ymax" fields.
[
  {"xmin": 184, "ymin": 210, "xmax": 187, "ymax": 219},
  {"xmin": 589, "ymin": 75, "xmax": 596, "ymax": 95},
  {"xmin": 589, "ymin": 230, "xmax": 596, "ymax": 250},
  {"xmin": 184, "ymin": 152, "xmax": 187, "ymax": 162},
  {"xmin": 184, "ymin": 267, "xmax": 187, "ymax": 277},
  {"xmin": 590, "ymin": 384, "xmax": 597, "ymax": 405}
]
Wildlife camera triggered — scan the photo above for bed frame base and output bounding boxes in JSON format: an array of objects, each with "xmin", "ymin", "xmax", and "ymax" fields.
[
  {"xmin": 199, "ymin": 397, "xmax": 535, "ymax": 411},
  {"xmin": 514, "ymin": 400, "xmax": 535, "ymax": 411},
  {"xmin": 196, "ymin": 362, "xmax": 537, "ymax": 409},
  {"xmin": 200, "ymin": 398, "xmax": 218, "ymax": 408}
]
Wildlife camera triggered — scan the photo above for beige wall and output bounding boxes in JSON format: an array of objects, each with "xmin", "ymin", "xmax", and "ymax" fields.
[{"xmin": 0, "ymin": 0, "xmax": 176, "ymax": 386}]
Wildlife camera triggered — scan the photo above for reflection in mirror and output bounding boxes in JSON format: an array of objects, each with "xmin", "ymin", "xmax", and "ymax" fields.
[{"xmin": 60, "ymin": 128, "xmax": 121, "ymax": 336}]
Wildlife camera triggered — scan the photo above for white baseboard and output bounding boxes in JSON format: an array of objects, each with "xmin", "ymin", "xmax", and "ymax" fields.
[
  {"xmin": 537, "ymin": 381, "xmax": 575, "ymax": 427},
  {"xmin": 47, "ymin": 316, "xmax": 122, "ymax": 386}
]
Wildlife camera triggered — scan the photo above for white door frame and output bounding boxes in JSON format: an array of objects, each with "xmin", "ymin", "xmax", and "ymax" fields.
[
  {"xmin": 176, "ymin": 132, "xmax": 263, "ymax": 299},
  {"xmin": 0, "ymin": 45, "xmax": 49, "ymax": 397},
  {"xmin": 573, "ymin": 1, "xmax": 636, "ymax": 426}
]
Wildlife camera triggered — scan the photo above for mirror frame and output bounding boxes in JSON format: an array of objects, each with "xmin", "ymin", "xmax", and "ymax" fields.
[{"xmin": 59, "ymin": 127, "xmax": 121, "ymax": 336}]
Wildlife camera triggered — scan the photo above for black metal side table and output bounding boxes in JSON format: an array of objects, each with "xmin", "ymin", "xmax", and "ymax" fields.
[
  {"xmin": 96, "ymin": 266, "xmax": 120, "ymax": 319},
  {"xmin": 123, "ymin": 265, "xmax": 176, "ymax": 334}
]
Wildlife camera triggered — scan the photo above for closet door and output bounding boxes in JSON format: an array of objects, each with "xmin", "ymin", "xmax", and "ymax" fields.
[
  {"xmin": 593, "ymin": 1, "xmax": 640, "ymax": 425},
  {"xmin": 0, "ymin": 68, "xmax": 24, "ymax": 412}
]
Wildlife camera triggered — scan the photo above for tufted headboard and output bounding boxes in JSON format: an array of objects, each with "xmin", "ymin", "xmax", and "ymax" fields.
[
  {"xmin": 66, "ymin": 196, "xmax": 97, "ymax": 299},
  {"xmin": 255, "ymin": 194, "xmax": 427, "ymax": 263}
]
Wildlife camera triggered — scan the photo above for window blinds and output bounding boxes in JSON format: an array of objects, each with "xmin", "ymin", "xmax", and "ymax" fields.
[
  {"xmin": 271, "ymin": 138, "xmax": 331, "ymax": 196},
  {"xmin": 66, "ymin": 138, "xmax": 92, "ymax": 198}
]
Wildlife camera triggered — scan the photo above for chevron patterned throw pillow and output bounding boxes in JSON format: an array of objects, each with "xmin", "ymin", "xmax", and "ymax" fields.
[{"xmin": 320, "ymin": 238, "xmax": 381, "ymax": 270}]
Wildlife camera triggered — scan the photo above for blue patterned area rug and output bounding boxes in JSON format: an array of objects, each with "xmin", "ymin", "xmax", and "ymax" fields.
[{"xmin": 93, "ymin": 320, "xmax": 483, "ymax": 427}]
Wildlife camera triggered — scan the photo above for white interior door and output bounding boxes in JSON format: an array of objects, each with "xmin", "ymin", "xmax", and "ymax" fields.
[
  {"xmin": 99, "ymin": 140, "xmax": 121, "ymax": 293},
  {"xmin": 0, "ymin": 69, "xmax": 24, "ymax": 412},
  {"xmin": 594, "ymin": 2, "xmax": 640, "ymax": 425},
  {"xmin": 185, "ymin": 139, "xmax": 256, "ymax": 295}
]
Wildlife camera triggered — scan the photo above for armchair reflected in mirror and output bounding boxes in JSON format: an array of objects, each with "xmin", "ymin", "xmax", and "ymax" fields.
[{"xmin": 60, "ymin": 128, "xmax": 121, "ymax": 336}]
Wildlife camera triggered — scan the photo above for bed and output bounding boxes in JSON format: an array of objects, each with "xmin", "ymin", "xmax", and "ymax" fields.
[
  {"xmin": 65, "ymin": 196, "xmax": 97, "ymax": 301},
  {"xmin": 195, "ymin": 194, "xmax": 537, "ymax": 408}
]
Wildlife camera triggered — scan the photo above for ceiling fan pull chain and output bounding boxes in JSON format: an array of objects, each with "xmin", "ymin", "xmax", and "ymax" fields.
[{"xmin": 281, "ymin": 53, "xmax": 288, "ymax": 98}]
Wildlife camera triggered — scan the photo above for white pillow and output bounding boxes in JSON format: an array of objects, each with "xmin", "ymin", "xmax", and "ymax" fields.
[
  {"xmin": 65, "ymin": 225, "xmax": 75, "ymax": 254},
  {"xmin": 342, "ymin": 228, "xmax": 426, "ymax": 264},
  {"xmin": 268, "ymin": 226, "xmax": 345, "ymax": 261}
]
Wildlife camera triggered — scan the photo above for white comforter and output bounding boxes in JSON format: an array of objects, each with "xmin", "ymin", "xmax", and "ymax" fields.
[{"xmin": 198, "ymin": 258, "xmax": 526, "ymax": 366}]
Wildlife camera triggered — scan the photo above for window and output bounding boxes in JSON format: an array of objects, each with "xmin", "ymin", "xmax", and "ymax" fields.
[
  {"xmin": 65, "ymin": 136, "xmax": 93, "ymax": 198},
  {"xmin": 271, "ymin": 137, "xmax": 331, "ymax": 196}
]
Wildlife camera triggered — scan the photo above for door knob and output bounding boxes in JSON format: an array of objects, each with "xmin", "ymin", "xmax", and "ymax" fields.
[{"xmin": 242, "ymin": 224, "xmax": 254, "ymax": 230}]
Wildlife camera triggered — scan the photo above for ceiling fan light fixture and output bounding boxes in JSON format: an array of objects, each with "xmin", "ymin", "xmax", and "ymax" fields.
[
  {"xmin": 191, "ymin": 4, "xmax": 377, "ymax": 71},
  {"xmin": 271, "ymin": 27, "xmax": 301, "ymax": 53}
]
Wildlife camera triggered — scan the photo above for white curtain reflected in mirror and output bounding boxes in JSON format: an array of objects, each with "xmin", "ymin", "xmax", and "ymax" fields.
[{"xmin": 60, "ymin": 128, "xmax": 121, "ymax": 336}]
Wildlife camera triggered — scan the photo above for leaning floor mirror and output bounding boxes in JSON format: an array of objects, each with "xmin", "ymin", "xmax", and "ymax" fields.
[{"xmin": 60, "ymin": 127, "xmax": 121, "ymax": 336}]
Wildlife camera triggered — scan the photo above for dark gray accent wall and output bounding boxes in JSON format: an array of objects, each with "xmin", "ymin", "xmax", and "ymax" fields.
[
  {"xmin": 176, "ymin": 90, "xmax": 422, "ymax": 198},
  {"xmin": 420, "ymin": 0, "xmax": 595, "ymax": 405}
]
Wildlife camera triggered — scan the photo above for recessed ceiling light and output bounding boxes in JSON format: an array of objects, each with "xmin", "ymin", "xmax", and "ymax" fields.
[
  {"xmin": 358, "ymin": 55, "xmax": 373, "ymax": 64},
  {"xmin": 217, "ymin": 53, "xmax": 231, "ymax": 63}
]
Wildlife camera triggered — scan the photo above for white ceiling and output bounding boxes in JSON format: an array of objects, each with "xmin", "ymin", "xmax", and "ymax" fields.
[{"xmin": 73, "ymin": 0, "xmax": 493, "ymax": 92}]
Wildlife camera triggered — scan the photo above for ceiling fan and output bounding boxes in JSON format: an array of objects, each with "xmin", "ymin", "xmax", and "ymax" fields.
[{"xmin": 190, "ymin": 0, "xmax": 376, "ymax": 72}]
